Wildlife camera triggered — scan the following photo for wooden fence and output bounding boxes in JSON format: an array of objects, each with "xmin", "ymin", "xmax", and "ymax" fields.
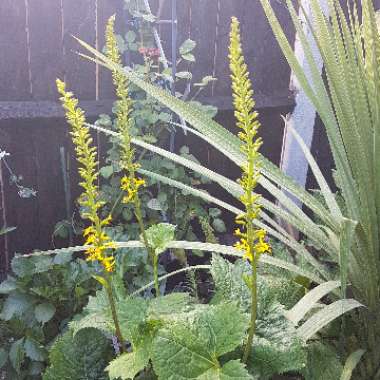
[{"xmin": 0, "ymin": 0, "xmax": 299, "ymax": 275}]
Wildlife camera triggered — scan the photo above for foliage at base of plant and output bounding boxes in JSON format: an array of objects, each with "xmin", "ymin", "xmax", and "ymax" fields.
[{"xmin": 0, "ymin": 253, "xmax": 97, "ymax": 379}]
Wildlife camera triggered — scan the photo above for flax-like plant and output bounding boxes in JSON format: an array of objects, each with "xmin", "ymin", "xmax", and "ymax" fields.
[
  {"xmin": 229, "ymin": 17, "xmax": 271, "ymax": 363},
  {"xmin": 105, "ymin": 16, "xmax": 160, "ymax": 296},
  {"xmin": 56, "ymin": 80, "xmax": 125, "ymax": 351}
]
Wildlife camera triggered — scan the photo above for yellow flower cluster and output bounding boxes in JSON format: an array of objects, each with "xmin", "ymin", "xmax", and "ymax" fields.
[
  {"xmin": 120, "ymin": 176, "xmax": 146, "ymax": 204},
  {"xmin": 57, "ymin": 79, "xmax": 115, "ymax": 272},
  {"xmin": 106, "ymin": 16, "xmax": 146, "ymax": 205},
  {"xmin": 229, "ymin": 17, "xmax": 271, "ymax": 262}
]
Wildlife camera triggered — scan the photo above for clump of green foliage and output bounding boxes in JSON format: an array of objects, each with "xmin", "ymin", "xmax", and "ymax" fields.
[{"xmin": 0, "ymin": 252, "xmax": 97, "ymax": 379}]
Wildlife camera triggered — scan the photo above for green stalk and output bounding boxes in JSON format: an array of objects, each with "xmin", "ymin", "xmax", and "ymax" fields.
[
  {"xmin": 134, "ymin": 194, "xmax": 160, "ymax": 296},
  {"xmin": 104, "ymin": 272, "xmax": 125, "ymax": 354},
  {"xmin": 243, "ymin": 254, "xmax": 258, "ymax": 363}
]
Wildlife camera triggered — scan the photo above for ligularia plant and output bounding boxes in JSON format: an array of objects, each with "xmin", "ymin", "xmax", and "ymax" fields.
[
  {"xmin": 105, "ymin": 16, "xmax": 160, "ymax": 296},
  {"xmin": 229, "ymin": 17, "xmax": 271, "ymax": 363},
  {"xmin": 56, "ymin": 79, "xmax": 125, "ymax": 352}
]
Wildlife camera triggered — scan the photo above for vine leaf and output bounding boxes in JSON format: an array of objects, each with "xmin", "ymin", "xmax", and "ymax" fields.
[{"xmin": 144, "ymin": 223, "xmax": 176, "ymax": 256}]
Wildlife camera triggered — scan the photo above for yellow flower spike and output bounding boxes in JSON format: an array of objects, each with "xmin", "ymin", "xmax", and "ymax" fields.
[
  {"xmin": 57, "ymin": 79, "xmax": 125, "ymax": 352},
  {"xmin": 105, "ymin": 16, "xmax": 160, "ymax": 296},
  {"xmin": 229, "ymin": 17, "xmax": 270, "ymax": 363},
  {"xmin": 57, "ymin": 79, "xmax": 116, "ymax": 274}
]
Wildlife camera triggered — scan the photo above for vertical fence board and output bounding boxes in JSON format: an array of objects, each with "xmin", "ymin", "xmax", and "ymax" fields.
[
  {"xmin": 63, "ymin": 0, "xmax": 96, "ymax": 99},
  {"xmin": 28, "ymin": 0, "xmax": 64, "ymax": 100},
  {"xmin": 0, "ymin": 1, "xmax": 31, "ymax": 101},
  {"xmin": 185, "ymin": 0, "xmax": 219, "ymax": 97},
  {"xmin": 3, "ymin": 122, "xmax": 40, "ymax": 254},
  {"xmin": 32, "ymin": 121, "xmax": 67, "ymax": 251},
  {"xmin": 209, "ymin": 0, "xmax": 294, "ymax": 99}
]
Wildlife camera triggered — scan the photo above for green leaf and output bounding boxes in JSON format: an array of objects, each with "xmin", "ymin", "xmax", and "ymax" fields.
[
  {"xmin": 152, "ymin": 324, "xmax": 215, "ymax": 379},
  {"xmin": 285, "ymin": 281, "xmax": 341, "ymax": 324},
  {"xmin": 144, "ymin": 223, "xmax": 176, "ymax": 255},
  {"xmin": 100, "ymin": 165, "xmax": 114, "ymax": 179},
  {"xmin": 0, "ymin": 226, "xmax": 16, "ymax": 235},
  {"xmin": 53, "ymin": 250, "xmax": 73, "ymax": 265},
  {"xmin": 0, "ymin": 276, "xmax": 17, "ymax": 294},
  {"xmin": 248, "ymin": 303, "xmax": 307, "ymax": 378},
  {"xmin": 24, "ymin": 338, "xmax": 46, "ymax": 362},
  {"xmin": 11, "ymin": 255, "xmax": 35, "ymax": 277},
  {"xmin": 70, "ymin": 313, "xmax": 113, "ymax": 337},
  {"xmin": 151, "ymin": 303, "xmax": 248, "ymax": 379},
  {"xmin": 210, "ymin": 255, "xmax": 250, "ymax": 310},
  {"xmin": 198, "ymin": 303, "xmax": 249, "ymax": 357},
  {"xmin": 181, "ymin": 53, "xmax": 195, "ymax": 62},
  {"xmin": 107, "ymin": 339, "xmax": 151, "ymax": 380},
  {"xmin": 0, "ymin": 291, "xmax": 33, "ymax": 320},
  {"xmin": 199, "ymin": 360, "xmax": 254, "ymax": 379},
  {"xmin": 179, "ymin": 39, "xmax": 196, "ymax": 55},
  {"xmin": 340, "ymin": 349, "xmax": 365, "ymax": 380},
  {"xmin": 297, "ymin": 299, "xmax": 363, "ymax": 341},
  {"xmin": 209, "ymin": 208, "xmax": 222, "ymax": 218},
  {"xmin": 9, "ymin": 338, "xmax": 25, "ymax": 373},
  {"xmin": 43, "ymin": 329, "xmax": 110, "ymax": 380},
  {"xmin": 176, "ymin": 71, "xmax": 192, "ymax": 80},
  {"xmin": 125, "ymin": 30, "xmax": 136, "ymax": 43},
  {"xmin": 118, "ymin": 297, "xmax": 149, "ymax": 343},
  {"xmin": 148, "ymin": 293, "xmax": 192, "ymax": 318},
  {"xmin": 147, "ymin": 198, "xmax": 163, "ymax": 211},
  {"xmin": 212, "ymin": 218, "xmax": 226, "ymax": 233},
  {"xmin": 0, "ymin": 348, "xmax": 8, "ymax": 369},
  {"xmin": 34, "ymin": 303, "xmax": 56, "ymax": 324},
  {"xmin": 303, "ymin": 343, "xmax": 343, "ymax": 380},
  {"xmin": 194, "ymin": 76, "xmax": 217, "ymax": 87}
]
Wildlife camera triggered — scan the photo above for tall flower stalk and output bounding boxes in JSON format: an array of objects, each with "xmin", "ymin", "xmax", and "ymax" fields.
[
  {"xmin": 229, "ymin": 17, "xmax": 271, "ymax": 363},
  {"xmin": 56, "ymin": 80, "xmax": 125, "ymax": 352},
  {"xmin": 105, "ymin": 16, "xmax": 160, "ymax": 296}
]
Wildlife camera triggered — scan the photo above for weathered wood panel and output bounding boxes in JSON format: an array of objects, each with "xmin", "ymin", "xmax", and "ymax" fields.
[
  {"xmin": 0, "ymin": 0, "xmax": 31, "ymax": 100},
  {"xmin": 28, "ymin": 0, "xmax": 64, "ymax": 100},
  {"xmin": 63, "ymin": 0, "xmax": 97, "ymax": 99}
]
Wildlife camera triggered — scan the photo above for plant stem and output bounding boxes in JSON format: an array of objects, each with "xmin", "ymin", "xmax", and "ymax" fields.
[
  {"xmin": 243, "ymin": 254, "xmax": 258, "ymax": 363},
  {"xmin": 133, "ymin": 194, "xmax": 160, "ymax": 296},
  {"xmin": 104, "ymin": 272, "xmax": 125, "ymax": 354}
]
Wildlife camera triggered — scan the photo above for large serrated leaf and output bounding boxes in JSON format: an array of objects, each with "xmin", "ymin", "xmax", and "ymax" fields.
[
  {"xmin": 9, "ymin": 338, "xmax": 25, "ymax": 373},
  {"xmin": 199, "ymin": 360, "xmax": 255, "ymax": 380},
  {"xmin": 210, "ymin": 254, "xmax": 250, "ymax": 310},
  {"xmin": 70, "ymin": 313, "xmax": 113, "ymax": 337},
  {"xmin": 144, "ymin": 223, "xmax": 176, "ymax": 255},
  {"xmin": 107, "ymin": 337, "xmax": 151, "ymax": 380},
  {"xmin": 24, "ymin": 338, "xmax": 46, "ymax": 362},
  {"xmin": 249, "ymin": 303, "xmax": 307, "ymax": 378},
  {"xmin": 151, "ymin": 303, "xmax": 248, "ymax": 380},
  {"xmin": 0, "ymin": 291, "xmax": 33, "ymax": 320},
  {"xmin": 34, "ymin": 302, "xmax": 56, "ymax": 324},
  {"xmin": 303, "ymin": 343, "xmax": 343, "ymax": 380},
  {"xmin": 148, "ymin": 292, "xmax": 192, "ymax": 318},
  {"xmin": 43, "ymin": 329, "xmax": 111, "ymax": 380}
]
